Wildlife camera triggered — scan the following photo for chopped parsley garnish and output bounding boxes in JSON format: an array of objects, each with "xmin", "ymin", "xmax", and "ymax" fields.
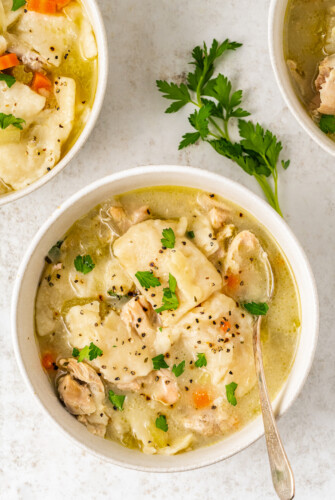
[
  {"xmin": 74, "ymin": 254, "xmax": 95, "ymax": 274},
  {"xmin": 152, "ymin": 354, "xmax": 169, "ymax": 370},
  {"xmin": 107, "ymin": 290, "xmax": 123, "ymax": 299},
  {"xmin": 0, "ymin": 73, "xmax": 16, "ymax": 88},
  {"xmin": 0, "ymin": 112, "xmax": 25, "ymax": 130},
  {"xmin": 155, "ymin": 415, "xmax": 168, "ymax": 432},
  {"xmin": 135, "ymin": 270, "xmax": 161, "ymax": 288},
  {"xmin": 108, "ymin": 390, "xmax": 125, "ymax": 411},
  {"xmin": 12, "ymin": 0, "xmax": 26, "ymax": 11},
  {"xmin": 161, "ymin": 227, "xmax": 175, "ymax": 248},
  {"xmin": 186, "ymin": 230, "xmax": 195, "ymax": 239},
  {"xmin": 156, "ymin": 273, "xmax": 179, "ymax": 313},
  {"xmin": 72, "ymin": 342, "xmax": 103, "ymax": 362},
  {"xmin": 195, "ymin": 353, "xmax": 207, "ymax": 368},
  {"xmin": 226, "ymin": 381, "xmax": 238, "ymax": 406},
  {"xmin": 319, "ymin": 114, "xmax": 335, "ymax": 134},
  {"xmin": 243, "ymin": 302, "xmax": 269, "ymax": 316},
  {"xmin": 172, "ymin": 360, "xmax": 185, "ymax": 377},
  {"xmin": 157, "ymin": 38, "xmax": 290, "ymax": 217},
  {"xmin": 159, "ymin": 327, "xmax": 163, "ymax": 332}
]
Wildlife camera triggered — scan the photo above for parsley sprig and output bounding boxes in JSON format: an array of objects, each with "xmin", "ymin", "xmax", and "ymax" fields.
[
  {"xmin": 155, "ymin": 273, "xmax": 179, "ymax": 313},
  {"xmin": 72, "ymin": 342, "xmax": 103, "ymax": 363},
  {"xmin": 157, "ymin": 39, "xmax": 290, "ymax": 216},
  {"xmin": 0, "ymin": 112, "xmax": 25, "ymax": 130}
]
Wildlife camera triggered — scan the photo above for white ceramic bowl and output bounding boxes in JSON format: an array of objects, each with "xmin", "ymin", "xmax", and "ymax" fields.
[
  {"xmin": 269, "ymin": 0, "xmax": 335, "ymax": 156},
  {"xmin": 12, "ymin": 165, "xmax": 319, "ymax": 472},
  {"xmin": 0, "ymin": 0, "xmax": 108, "ymax": 206}
]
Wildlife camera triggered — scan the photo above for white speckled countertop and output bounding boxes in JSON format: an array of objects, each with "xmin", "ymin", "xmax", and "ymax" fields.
[{"xmin": 1, "ymin": 0, "xmax": 334, "ymax": 498}]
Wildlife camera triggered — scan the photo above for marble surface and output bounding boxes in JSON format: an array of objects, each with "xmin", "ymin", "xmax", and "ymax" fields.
[{"xmin": 1, "ymin": 0, "xmax": 334, "ymax": 498}]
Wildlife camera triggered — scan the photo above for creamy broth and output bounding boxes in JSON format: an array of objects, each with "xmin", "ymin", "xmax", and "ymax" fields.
[
  {"xmin": 0, "ymin": 0, "xmax": 98, "ymax": 194},
  {"xmin": 35, "ymin": 187, "xmax": 300, "ymax": 455},
  {"xmin": 284, "ymin": 0, "xmax": 335, "ymax": 137}
]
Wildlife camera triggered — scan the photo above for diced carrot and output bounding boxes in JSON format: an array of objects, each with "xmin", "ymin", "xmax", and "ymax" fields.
[
  {"xmin": 31, "ymin": 72, "xmax": 52, "ymax": 93},
  {"xmin": 0, "ymin": 53, "xmax": 20, "ymax": 71},
  {"xmin": 27, "ymin": 0, "xmax": 57, "ymax": 15},
  {"xmin": 42, "ymin": 352, "xmax": 54, "ymax": 370},
  {"xmin": 56, "ymin": 0, "xmax": 71, "ymax": 9},
  {"xmin": 226, "ymin": 273, "xmax": 239, "ymax": 290},
  {"xmin": 220, "ymin": 320, "xmax": 231, "ymax": 333},
  {"xmin": 192, "ymin": 389, "xmax": 212, "ymax": 409}
]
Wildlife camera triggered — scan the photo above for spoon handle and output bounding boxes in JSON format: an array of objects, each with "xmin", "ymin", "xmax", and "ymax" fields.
[{"xmin": 253, "ymin": 317, "xmax": 295, "ymax": 500}]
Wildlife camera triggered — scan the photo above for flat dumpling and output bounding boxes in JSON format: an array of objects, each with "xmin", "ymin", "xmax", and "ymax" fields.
[
  {"xmin": 223, "ymin": 230, "xmax": 273, "ymax": 303},
  {"xmin": 190, "ymin": 213, "xmax": 219, "ymax": 257},
  {"xmin": 66, "ymin": 302, "xmax": 153, "ymax": 384},
  {"xmin": 12, "ymin": 11, "xmax": 77, "ymax": 67},
  {"xmin": 0, "ymin": 77, "xmax": 75, "ymax": 189},
  {"xmin": 113, "ymin": 219, "xmax": 222, "ymax": 326},
  {"xmin": 69, "ymin": 257, "xmax": 134, "ymax": 299},
  {"xmin": 164, "ymin": 292, "xmax": 256, "ymax": 396},
  {"xmin": 0, "ymin": 80, "xmax": 46, "ymax": 125}
]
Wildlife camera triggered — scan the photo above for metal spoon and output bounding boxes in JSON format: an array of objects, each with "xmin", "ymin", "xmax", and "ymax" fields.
[{"xmin": 252, "ymin": 256, "xmax": 295, "ymax": 499}]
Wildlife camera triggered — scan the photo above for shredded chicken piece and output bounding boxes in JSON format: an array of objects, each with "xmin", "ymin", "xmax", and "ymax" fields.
[
  {"xmin": 315, "ymin": 54, "xmax": 335, "ymax": 115},
  {"xmin": 121, "ymin": 296, "xmax": 160, "ymax": 340},
  {"xmin": 182, "ymin": 408, "xmax": 237, "ymax": 436},
  {"xmin": 131, "ymin": 205, "xmax": 151, "ymax": 224},
  {"xmin": 6, "ymin": 33, "xmax": 46, "ymax": 71},
  {"xmin": 108, "ymin": 205, "xmax": 151, "ymax": 234},
  {"xmin": 208, "ymin": 207, "xmax": 227, "ymax": 229},
  {"xmin": 116, "ymin": 369, "xmax": 180, "ymax": 405},
  {"xmin": 57, "ymin": 358, "xmax": 108, "ymax": 436}
]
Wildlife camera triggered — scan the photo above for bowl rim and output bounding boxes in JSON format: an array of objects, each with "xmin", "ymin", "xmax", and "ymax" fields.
[
  {"xmin": 268, "ymin": 0, "xmax": 335, "ymax": 156},
  {"xmin": 0, "ymin": 0, "xmax": 109, "ymax": 206},
  {"xmin": 11, "ymin": 165, "xmax": 319, "ymax": 472}
]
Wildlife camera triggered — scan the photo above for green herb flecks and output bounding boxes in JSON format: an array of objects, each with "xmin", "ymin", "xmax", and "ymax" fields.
[
  {"xmin": 12, "ymin": 0, "xmax": 26, "ymax": 11},
  {"xmin": 72, "ymin": 342, "xmax": 103, "ymax": 362},
  {"xmin": 157, "ymin": 39, "xmax": 290, "ymax": 217},
  {"xmin": 0, "ymin": 73, "xmax": 16, "ymax": 88},
  {"xmin": 108, "ymin": 390, "xmax": 125, "ymax": 411},
  {"xmin": 74, "ymin": 255, "xmax": 95, "ymax": 274},
  {"xmin": 0, "ymin": 112, "xmax": 25, "ymax": 130},
  {"xmin": 226, "ymin": 381, "xmax": 238, "ymax": 406},
  {"xmin": 161, "ymin": 227, "xmax": 175, "ymax": 248},
  {"xmin": 152, "ymin": 354, "xmax": 169, "ymax": 370},
  {"xmin": 319, "ymin": 114, "xmax": 335, "ymax": 134},
  {"xmin": 155, "ymin": 415, "xmax": 168, "ymax": 432},
  {"xmin": 243, "ymin": 302, "xmax": 269, "ymax": 316},
  {"xmin": 172, "ymin": 360, "xmax": 185, "ymax": 377},
  {"xmin": 135, "ymin": 270, "xmax": 161, "ymax": 288},
  {"xmin": 155, "ymin": 273, "xmax": 179, "ymax": 313},
  {"xmin": 195, "ymin": 353, "xmax": 207, "ymax": 368}
]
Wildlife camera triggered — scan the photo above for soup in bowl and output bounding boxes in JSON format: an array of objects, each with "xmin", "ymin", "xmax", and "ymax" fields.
[
  {"xmin": 269, "ymin": 0, "xmax": 335, "ymax": 155},
  {"xmin": 12, "ymin": 166, "xmax": 318, "ymax": 471},
  {"xmin": 0, "ymin": 0, "xmax": 107, "ymax": 204}
]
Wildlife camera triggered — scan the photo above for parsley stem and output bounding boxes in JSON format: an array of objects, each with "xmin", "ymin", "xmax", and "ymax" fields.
[
  {"xmin": 209, "ymin": 117, "xmax": 226, "ymax": 139},
  {"xmin": 255, "ymin": 175, "xmax": 283, "ymax": 217}
]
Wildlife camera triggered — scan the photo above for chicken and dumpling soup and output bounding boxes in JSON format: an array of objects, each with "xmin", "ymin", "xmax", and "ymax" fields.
[
  {"xmin": 35, "ymin": 187, "xmax": 300, "ymax": 455},
  {"xmin": 0, "ymin": 0, "xmax": 98, "ymax": 194},
  {"xmin": 285, "ymin": 0, "xmax": 335, "ymax": 137}
]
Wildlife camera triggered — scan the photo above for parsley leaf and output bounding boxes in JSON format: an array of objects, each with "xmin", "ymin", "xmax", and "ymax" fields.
[
  {"xmin": 48, "ymin": 240, "xmax": 63, "ymax": 262},
  {"xmin": 72, "ymin": 342, "xmax": 103, "ymax": 362},
  {"xmin": 135, "ymin": 270, "xmax": 161, "ymax": 288},
  {"xmin": 0, "ymin": 112, "xmax": 25, "ymax": 130},
  {"xmin": 0, "ymin": 73, "xmax": 16, "ymax": 88},
  {"xmin": 319, "ymin": 114, "xmax": 335, "ymax": 134},
  {"xmin": 12, "ymin": 0, "xmax": 26, "ymax": 11},
  {"xmin": 172, "ymin": 360, "xmax": 185, "ymax": 377},
  {"xmin": 161, "ymin": 227, "xmax": 175, "ymax": 248},
  {"xmin": 157, "ymin": 39, "xmax": 290, "ymax": 217},
  {"xmin": 74, "ymin": 254, "xmax": 95, "ymax": 274},
  {"xmin": 155, "ymin": 414, "xmax": 168, "ymax": 432},
  {"xmin": 226, "ymin": 381, "xmax": 238, "ymax": 406},
  {"xmin": 152, "ymin": 354, "xmax": 169, "ymax": 370},
  {"xmin": 108, "ymin": 390, "xmax": 125, "ymax": 411},
  {"xmin": 156, "ymin": 80, "xmax": 192, "ymax": 113},
  {"xmin": 243, "ymin": 302, "xmax": 269, "ymax": 315},
  {"xmin": 187, "ymin": 230, "xmax": 195, "ymax": 239},
  {"xmin": 72, "ymin": 347, "xmax": 80, "ymax": 357},
  {"xmin": 195, "ymin": 353, "xmax": 207, "ymax": 368},
  {"xmin": 155, "ymin": 273, "xmax": 179, "ymax": 313}
]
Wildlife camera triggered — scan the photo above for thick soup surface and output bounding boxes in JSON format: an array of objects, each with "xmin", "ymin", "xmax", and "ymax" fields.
[
  {"xmin": 35, "ymin": 187, "xmax": 300, "ymax": 455},
  {"xmin": 0, "ymin": 0, "xmax": 98, "ymax": 194},
  {"xmin": 284, "ymin": 0, "xmax": 335, "ymax": 138}
]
